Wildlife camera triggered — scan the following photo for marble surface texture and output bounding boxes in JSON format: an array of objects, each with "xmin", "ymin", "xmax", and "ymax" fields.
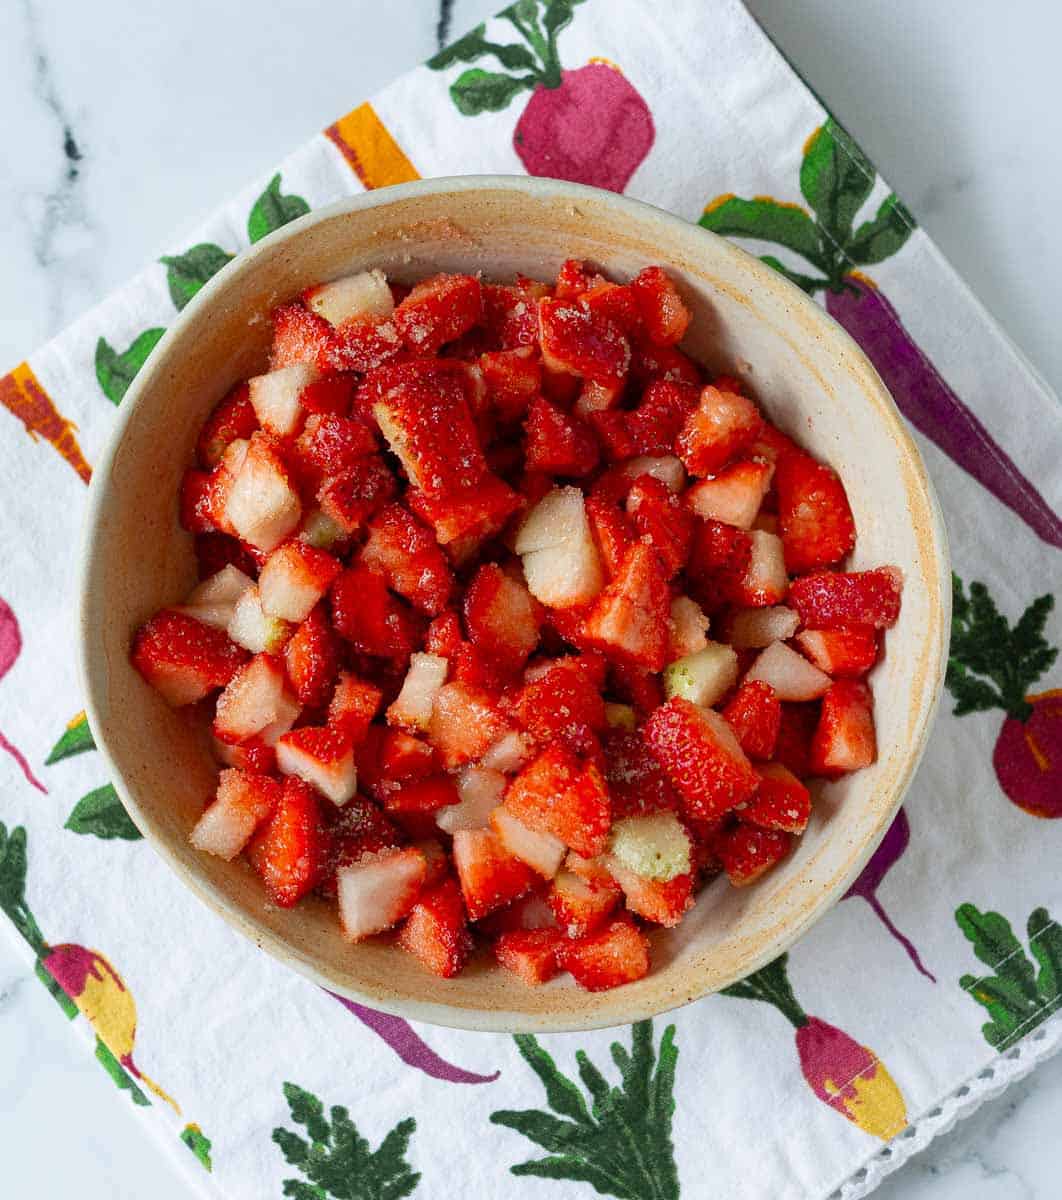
[{"xmin": 1, "ymin": 1, "xmax": 1060, "ymax": 1196}]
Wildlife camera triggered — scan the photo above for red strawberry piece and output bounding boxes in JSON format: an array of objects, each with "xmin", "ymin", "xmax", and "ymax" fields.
[
  {"xmin": 505, "ymin": 743, "xmax": 611, "ymax": 858},
  {"xmin": 722, "ymin": 680, "xmax": 782, "ymax": 760},
  {"xmin": 643, "ymin": 697, "xmax": 760, "ymax": 822},
  {"xmin": 742, "ymin": 763, "xmax": 812, "ymax": 834},
  {"xmin": 794, "ymin": 626, "xmax": 879, "ymax": 678},
  {"xmin": 774, "ymin": 702, "xmax": 820, "ymax": 778},
  {"xmin": 479, "ymin": 346, "xmax": 542, "ymax": 423},
  {"xmin": 190, "ymin": 768, "xmax": 280, "ymax": 860},
  {"xmin": 477, "ymin": 885, "xmax": 556, "ymax": 936},
  {"xmin": 625, "ymin": 474, "xmax": 694, "ymax": 578},
  {"xmin": 297, "ymin": 375, "xmax": 356, "ymax": 417},
  {"xmin": 382, "ymin": 774, "xmax": 460, "ymax": 815},
  {"xmin": 179, "ymin": 467, "xmax": 227, "ymax": 534},
  {"xmin": 197, "ymin": 382, "xmax": 259, "ymax": 468},
  {"xmin": 247, "ymin": 777, "xmax": 330, "ymax": 907},
  {"xmin": 523, "ymin": 396, "xmax": 600, "ymax": 478},
  {"xmin": 212, "ymin": 652, "xmax": 297, "ymax": 744},
  {"xmin": 316, "ymin": 797, "xmax": 401, "ymax": 899},
  {"xmin": 554, "ymin": 259, "xmax": 605, "ymax": 300},
  {"xmin": 131, "ymin": 609, "xmax": 247, "ymax": 707},
  {"xmin": 749, "ymin": 420, "xmax": 802, "ymax": 466},
  {"xmin": 687, "ymin": 518, "xmax": 753, "ymax": 612},
  {"xmin": 609, "ymin": 660, "xmax": 665, "ymax": 715},
  {"xmin": 482, "ymin": 279, "xmax": 550, "ymax": 349},
  {"xmin": 629, "ymin": 338, "xmax": 702, "ymax": 388},
  {"xmin": 464, "ymin": 563, "xmax": 541, "ymax": 670},
  {"xmin": 677, "ymin": 385, "xmax": 764, "ymax": 476},
  {"xmin": 328, "ymin": 671, "xmax": 383, "ymax": 744},
  {"xmin": 717, "ymin": 823, "xmax": 792, "ymax": 886},
  {"xmin": 330, "ymin": 566, "xmax": 422, "ymax": 659},
  {"xmin": 583, "ymin": 542, "xmax": 670, "ymax": 671},
  {"xmin": 774, "ymin": 450, "xmax": 856, "ymax": 573},
  {"xmin": 283, "ymin": 606, "xmax": 339, "ymax": 708},
  {"xmin": 603, "ymin": 729, "xmax": 681, "ymax": 818},
  {"xmin": 336, "ymin": 846, "xmax": 427, "ymax": 941},
  {"xmin": 585, "ymin": 495, "xmax": 636, "ymax": 578},
  {"xmin": 607, "ymin": 861, "xmax": 694, "ymax": 928},
  {"xmin": 789, "ymin": 568, "xmax": 904, "ymax": 630},
  {"xmin": 276, "ymin": 725, "xmax": 357, "ymax": 807},
  {"xmin": 360, "ymin": 503, "xmax": 454, "ymax": 615},
  {"xmin": 588, "ymin": 409, "xmax": 637, "ymax": 463},
  {"xmin": 557, "ymin": 915, "xmax": 651, "ymax": 992},
  {"xmin": 730, "ymin": 530, "xmax": 788, "ymax": 608},
  {"xmin": 296, "ymin": 413, "xmax": 376, "ymax": 479},
  {"xmin": 214, "ymin": 734, "xmax": 278, "ymax": 775},
  {"xmin": 317, "ymin": 456, "xmax": 397, "ymax": 534},
  {"xmin": 407, "ymin": 475, "xmax": 522, "ymax": 555},
  {"xmin": 494, "ymin": 928, "xmax": 564, "ymax": 985},
  {"xmin": 630, "ymin": 266, "xmax": 691, "ymax": 346},
  {"xmin": 547, "ymin": 864, "xmax": 621, "ymax": 938},
  {"xmin": 269, "ymin": 302, "xmax": 335, "ymax": 370},
  {"xmin": 513, "ymin": 657, "xmax": 606, "ymax": 757},
  {"xmin": 810, "ymin": 679, "xmax": 877, "ymax": 775},
  {"xmin": 625, "ymin": 380, "xmax": 698, "ymax": 456},
  {"xmin": 424, "ymin": 611, "xmax": 464, "ymax": 659},
  {"xmin": 685, "ymin": 457, "xmax": 775, "ymax": 530},
  {"xmin": 428, "ymin": 681, "xmax": 509, "ymax": 769},
  {"xmin": 325, "ymin": 319, "xmax": 405, "ymax": 373},
  {"xmin": 413, "ymin": 838, "xmax": 449, "ymax": 889},
  {"xmin": 582, "ymin": 281, "xmax": 642, "ymax": 337},
  {"xmin": 538, "ymin": 297, "xmax": 630, "ymax": 383},
  {"xmin": 259, "ymin": 541, "xmax": 343, "ymax": 623},
  {"xmin": 393, "ymin": 273, "xmax": 484, "ymax": 354},
  {"xmin": 452, "ymin": 828, "xmax": 538, "ymax": 920},
  {"xmin": 195, "ymin": 532, "xmax": 258, "ymax": 581},
  {"xmin": 397, "ymin": 876, "xmax": 473, "ymax": 978}
]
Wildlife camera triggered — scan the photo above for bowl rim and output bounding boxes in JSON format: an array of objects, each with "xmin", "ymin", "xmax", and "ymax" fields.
[{"xmin": 78, "ymin": 174, "xmax": 951, "ymax": 1033}]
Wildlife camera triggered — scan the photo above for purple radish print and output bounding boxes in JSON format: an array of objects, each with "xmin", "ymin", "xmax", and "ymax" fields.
[
  {"xmin": 329, "ymin": 992, "xmax": 500, "ymax": 1084},
  {"xmin": 700, "ymin": 118, "xmax": 1061, "ymax": 550},
  {"xmin": 428, "ymin": 0, "xmax": 654, "ymax": 194},
  {"xmin": 0, "ymin": 598, "xmax": 46, "ymax": 793},
  {"xmin": 843, "ymin": 808, "xmax": 936, "ymax": 981}
]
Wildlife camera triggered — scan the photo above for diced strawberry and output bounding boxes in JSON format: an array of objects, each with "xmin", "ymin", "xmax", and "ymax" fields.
[
  {"xmin": 269, "ymin": 302, "xmax": 335, "ymax": 370},
  {"xmin": 276, "ymin": 726, "xmax": 357, "ymax": 807},
  {"xmin": 213, "ymin": 652, "xmax": 295, "ymax": 743},
  {"xmin": 381, "ymin": 774, "xmax": 460, "ymax": 815},
  {"xmin": 625, "ymin": 474, "xmax": 694, "ymax": 578},
  {"xmin": 582, "ymin": 281, "xmax": 642, "ymax": 336},
  {"xmin": 554, "ymin": 259, "xmax": 604, "ymax": 299},
  {"xmin": 131, "ymin": 609, "xmax": 247, "ymax": 706},
  {"xmin": 223, "ymin": 432, "xmax": 302, "ymax": 552},
  {"xmin": 794, "ymin": 627, "xmax": 879, "ymax": 677},
  {"xmin": 583, "ymin": 543, "xmax": 670, "ymax": 670},
  {"xmin": 247, "ymin": 777, "xmax": 330, "ymax": 907},
  {"xmin": 408, "ymin": 475, "xmax": 522, "ymax": 554},
  {"xmin": 359, "ymin": 503, "xmax": 454, "ymax": 616},
  {"xmin": 325, "ymin": 319, "xmax": 405, "ymax": 373},
  {"xmin": 259, "ymin": 541, "xmax": 342, "ymax": 623},
  {"xmin": 479, "ymin": 346, "xmax": 541, "ymax": 423},
  {"xmin": 810, "ymin": 679, "xmax": 876, "ymax": 775},
  {"xmin": 624, "ymin": 380, "xmax": 697, "ymax": 456},
  {"xmin": 667, "ymin": 595, "xmax": 710, "ymax": 660},
  {"xmin": 557, "ymin": 915, "xmax": 650, "ymax": 992},
  {"xmin": 190, "ymin": 768, "xmax": 280, "ymax": 860},
  {"xmin": 523, "ymin": 396, "xmax": 600, "ymax": 478},
  {"xmin": 603, "ymin": 729, "xmax": 681, "ymax": 819},
  {"xmin": 248, "ymin": 364, "xmax": 316, "ymax": 437},
  {"xmin": 547, "ymin": 866, "xmax": 621, "ymax": 937},
  {"xmin": 393, "ymin": 273, "xmax": 483, "ymax": 354},
  {"xmin": 282, "ymin": 607, "xmax": 339, "ymax": 708},
  {"xmin": 213, "ymin": 734, "xmax": 277, "ymax": 775},
  {"xmin": 585, "ymin": 495, "xmax": 636, "ymax": 578},
  {"xmin": 515, "ymin": 486, "xmax": 605, "ymax": 610},
  {"xmin": 774, "ymin": 702, "xmax": 820, "ymax": 778},
  {"xmin": 494, "ymin": 928, "xmax": 564, "ymax": 985},
  {"xmin": 330, "ymin": 566, "xmax": 422, "ymax": 659},
  {"xmin": 788, "ymin": 568, "xmax": 904, "ymax": 630},
  {"xmin": 397, "ymin": 876, "xmax": 473, "ymax": 978},
  {"xmin": 179, "ymin": 467, "xmax": 227, "ymax": 534},
  {"xmin": 304, "ymin": 269, "xmax": 395, "ymax": 328},
  {"xmin": 630, "ymin": 338, "xmax": 702, "ymax": 387},
  {"xmin": 609, "ymin": 659, "xmax": 665, "ymax": 715},
  {"xmin": 328, "ymin": 671, "xmax": 383, "ymax": 743},
  {"xmin": 721, "ymin": 680, "xmax": 781, "ymax": 760},
  {"xmin": 317, "ymin": 456, "xmax": 397, "ymax": 534},
  {"xmin": 724, "ymin": 605, "xmax": 800, "ymax": 649},
  {"xmin": 643, "ymin": 697, "xmax": 759, "ymax": 822},
  {"xmin": 482, "ymin": 279, "xmax": 549, "ymax": 349},
  {"xmin": 337, "ymin": 846, "xmax": 427, "ymax": 940},
  {"xmin": 452, "ymin": 827, "xmax": 538, "ymax": 920},
  {"xmin": 424, "ymin": 611, "xmax": 464, "ymax": 659},
  {"xmin": 742, "ymin": 763, "xmax": 811, "ymax": 833},
  {"xmin": 490, "ymin": 806, "xmax": 567, "ymax": 878},
  {"xmin": 505, "ymin": 743, "xmax": 611, "ymax": 858},
  {"xmin": 197, "ymin": 382, "xmax": 259, "ymax": 468},
  {"xmin": 538, "ymin": 296, "xmax": 630, "ymax": 382},
  {"xmin": 607, "ymin": 860, "xmax": 694, "ymax": 928},
  {"xmin": 744, "ymin": 640, "xmax": 830, "ymax": 702},
  {"xmin": 513, "ymin": 656, "xmax": 606, "ymax": 757},
  {"xmin": 450, "ymin": 641, "xmax": 512, "ymax": 693},
  {"xmin": 296, "ymin": 413, "xmax": 376, "ymax": 480},
  {"xmin": 717, "ymin": 824, "xmax": 792, "ymax": 886},
  {"xmin": 478, "ymin": 885, "xmax": 556, "ymax": 935},
  {"xmin": 677, "ymin": 385, "xmax": 764, "ymax": 476},
  {"xmin": 387, "ymin": 652, "xmax": 449, "ymax": 733},
  {"xmin": 585, "ymin": 409, "xmax": 635, "ymax": 464},
  {"xmin": 750, "ymin": 420, "xmax": 802, "ymax": 464},
  {"xmin": 631, "ymin": 266, "xmax": 691, "ymax": 346},
  {"xmin": 463, "ymin": 563, "xmax": 541, "ymax": 669},
  {"xmin": 428, "ymin": 682, "xmax": 509, "ymax": 769},
  {"xmin": 687, "ymin": 519, "xmax": 752, "ymax": 612},
  {"xmin": 686, "ymin": 458, "xmax": 774, "ymax": 530},
  {"xmin": 195, "ymin": 532, "xmax": 259, "ymax": 581},
  {"xmin": 774, "ymin": 450, "xmax": 856, "ymax": 573},
  {"xmin": 317, "ymin": 798, "xmax": 401, "ymax": 898},
  {"xmin": 298, "ymin": 375, "xmax": 356, "ymax": 416},
  {"xmin": 731, "ymin": 530, "xmax": 787, "ymax": 608}
]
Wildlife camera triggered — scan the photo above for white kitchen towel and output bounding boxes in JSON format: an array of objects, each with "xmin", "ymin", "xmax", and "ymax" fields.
[{"xmin": 1, "ymin": 1, "xmax": 1060, "ymax": 1198}]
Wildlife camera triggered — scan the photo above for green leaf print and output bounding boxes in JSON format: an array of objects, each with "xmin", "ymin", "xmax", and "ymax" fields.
[
  {"xmin": 492, "ymin": 1020, "xmax": 680, "ymax": 1199},
  {"xmin": 160, "ymin": 243, "xmax": 234, "ymax": 311},
  {"xmin": 273, "ymin": 1081, "xmax": 420, "ymax": 1199},
  {"xmin": 248, "ymin": 173, "xmax": 311, "ymax": 244},
  {"xmin": 450, "ymin": 68, "xmax": 535, "ymax": 116},
  {"xmin": 426, "ymin": 23, "xmax": 537, "ymax": 72},
  {"xmin": 95, "ymin": 1037, "xmax": 151, "ymax": 1106},
  {"xmin": 0, "ymin": 822, "xmax": 46, "ymax": 956},
  {"xmin": 956, "ymin": 903, "xmax": 1062, "ymax": 1049},
  {"xmin": 65, "ymin": 784, "xmax": 143, "ymax": 841},
  {"xmin": 846, "ymin": 194, "xmax": 915, "ymax": 266},
  {"xmin": 799, "ymin": 117, "xmax": 875, "ymax": 251},
  {"xmin": 180, "ymin": 1124, "xmax": 214, "ymax": 1171},
  {"xmin": 46, "ymin": 712, "xmax": 96, "ymax": 764},
  {"xmin": 699, "ymin": 196, "xmax": 829, "ymax": 275},
  {"xmin": 94, "ymin": 328, "xmax": 166, "ymax": 405}
]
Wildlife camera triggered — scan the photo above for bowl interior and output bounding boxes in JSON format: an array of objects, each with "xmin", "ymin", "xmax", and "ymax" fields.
[{"xmin": 81, "ymin": 178, "xmax": 948, "ymax": 1032}]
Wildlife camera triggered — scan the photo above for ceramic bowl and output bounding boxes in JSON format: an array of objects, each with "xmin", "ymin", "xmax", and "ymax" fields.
[{"xmin": 79, "ymin": 176, "xmax": 949, "ymax": 1033}]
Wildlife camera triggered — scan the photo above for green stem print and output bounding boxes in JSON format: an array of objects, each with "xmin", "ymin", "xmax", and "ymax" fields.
[
  {"xmin": 491, "ymin": 1020, "xmax": 679, "ymax": 1199},
  {"xmin": 946, "ymin": 575, "xmax": 1059, "ymax": 817},
  {"xmin": 95, "ymin": 329, "xmax": 167, "ymax": 405},
  {"xmin": 273, "ymin": 1081, "xmax": 420, "ymax": 1199},
  {"xmin": 721, "ymin": 955, "xmax": 907, "ymax": 1140},
  {"xmin": 956, "ymin": 903, "xmax": 1062, "ymax": 1049},
  {"xmin": 47, "ymin": 712, "xmax": 143, "ymax": 841},
  {"xmin": 699, "ymin": 118, "xmax": 1062, "ymax": 550},
  {"xmin": 46, "ymin": 710, "xmax": 96, "ymax": 763},
  {"xmin": 180, "ymin": 1123, "xmax": 214, "ymax": 1171},
  {"xmin": 248, "ymin": 173, "xmax": 311, "ymax": 244}
]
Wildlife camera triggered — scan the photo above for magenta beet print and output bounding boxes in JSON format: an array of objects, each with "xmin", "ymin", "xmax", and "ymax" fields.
[
  {"xmin": 947, "ymin": 574, "xmax": 1060, "ymax": 817},
  {"xmin": 843, "ymin": 808, "xmax": 935, "ymax": 981},
  {"xmin": 700, "ymin": 118, "xmax": 1062, "ymax": 550},
  {"xmin": 329, "ymin": 991, "xmax": 499, "ymax": 1084},
  {"xmin": 0, "ymin": 597, "xmax": 46, "ymax": 793},
  {"xmin": 428, "ymin": 0, "xmax": 654, "ymax": 193}
]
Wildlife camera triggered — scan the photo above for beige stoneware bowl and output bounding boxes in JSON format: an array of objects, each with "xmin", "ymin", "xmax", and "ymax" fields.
[{"xmin": 80, "ymin": 176, "xmax": 949, "ymax": 1033}]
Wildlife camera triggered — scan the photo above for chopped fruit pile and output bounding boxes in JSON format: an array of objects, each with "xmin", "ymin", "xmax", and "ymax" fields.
[{"xmin": 132, "ymin": 260, "xmax": 904, "ymax": 993}]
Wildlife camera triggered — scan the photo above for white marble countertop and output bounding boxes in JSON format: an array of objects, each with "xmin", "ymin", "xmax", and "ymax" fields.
[{"xmin": 1, "ymin": 1, "xmax": 1060, "ymax": 1196}]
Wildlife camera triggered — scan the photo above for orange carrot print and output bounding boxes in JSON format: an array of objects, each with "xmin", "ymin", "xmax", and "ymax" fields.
[
  {"xmin": 325, "ymin": 103, "xmax": 421, "ymax": 190},
  {"xmin": 0, "ymin": 362, "xmax": 91, "ymax": 483}
]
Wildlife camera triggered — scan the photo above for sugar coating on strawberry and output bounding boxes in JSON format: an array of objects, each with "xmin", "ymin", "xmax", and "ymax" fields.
[
  {"xmin": 132, "ymin": 609, "xmax": 247, "ymax": 707},
  {"xmin": 452, "ymin": 828, "xmax": 538, "ymax": 921},
  {"xmin": 224, "ymin": 432, "xmax": 302, "ymax": 553},
  {"xmin": 328, "ymin": 671, "xmax": 383, "ymax": 743},
  {"xmin": 789, "ymin": 568, "xmax": 904, "ymax": 630},
  {"xmin": 276, "ymin": 726, "xmax": 357, "ymax": 807},
  {"xmin": 197, "ymin": 382, "xmax": 259, "ymax": 468},
  {"xmin": 548, "ymin": 866, "xmax": 622, "ymax": 938},
  {"xmin": 480, "ymin": 346, "xmax": 542, "ymax": 423},
  {"xmin": 742, "ymin": 763, "xmax": 812, "ymax": 834},
  {"xmin": 524, "ymin": 396, "xmax": 600, "ymax": 478},
  {"xmin": 631, "ymin": 266, "xmax": 691, "ymax": 347},
  {"xmin": 718, "ymin": 823, "xmax": 792, "ymax": 886},
  {"xmin": 283, "ymin": 606, "xmax": 339, "ymax": 709},
  {"xmin": 337, "ymin": 847, "xmax": 427, "ymax": 941},
  {"xmin": 603, "ymin": 729, "xmax": 681, "ymax": 819},
  {"xmin": 505, "ymin": 743, "xmax": 611, "ymax": 858},
  {"xmin": 296, "ymin": 413, "xmax": 376, "ymax": 477},
  {"xmin": 360, "ymin": 504, "xmax": 454, "ymax": 616},
  {"xmin": 483, "ymin": 279, "xmax": 549, "ymax": 349},
  {"xmin": 557, "ymin": 916, "xmax": 651, "ymax": 992},
  {"xmin": 538, "ymin": 296, "xmax": 631, "ymax": 383},
  {"xmin": 214, "ymin": 652, "xmax": 298, "ymax": 745},
  {"xmin": 685, "ymin": 457, "xmax": 774, "ymax": 530},
  {"xmin": 677, "ymin": 386, "xmax": 764, "ymax": 477},
  {"xmin": 247, "ymin": 777, "xmax": 330, "ymax": 907},
  {"xmin": 393, "ymin": 273, "xmax": 483, "ymax": 354},
  {"xmin": 259, "ymin": 541, "xmax": 343, "ymax": 623},
  {"xmin": 721, "ymin": 680, "xmax": 782, "ymax": 760},
  {"xmin": 625, "ymin": 474, "xmax": 694, "ymax": 578},
  {"xmin": 428, "ymin": 682, "xmax": 509, "ymax": 769},
  {"xmin": 607, "ymin": 860, "xmax": 695, "ymax": 928},
  {"xmin": 513, "ymin": 657, "xmax": 606, "ymax": 757},
  {"xmin": 330, "ymin": 566, "xmax": 422, "ymax": 660},
  {"xmin": 584, "ymin": 543, "xmax": 671, "ymax": 671},
  {"xmin": 774, "ymin": 449, "xmax": 856, "ymax": 574},
  {"xmin": 397, "ymin": 876, "xmax": 473, "ymax": 978},
  {"xmin": 317, "ymin": 456, "xmax": 397, "ymax": 534},
  {"xmin": 811, "ymin": 679, "xmax": 877, "ymax": 775},
  {"xmin": 463, "ymin": 564, "xmax": 541, "ymax": 670},
  {"xmin": 494, "ymin": 928, "xmax": 564, "ymax": 985}
]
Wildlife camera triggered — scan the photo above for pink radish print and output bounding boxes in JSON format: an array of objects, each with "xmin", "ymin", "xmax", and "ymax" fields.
[
  {"xmin": 700, "ymin": 119, "xmax": 1061, "ymax": 550},
  {"xmin": 722, "ymin": 954, "xmax": 907, "ymax": 1139},
  {"xmin": 0, "ymin": 598, "xmax": 46, "ymax": 793},
  {"xmin": 330, "ymin": 991, "xmax": 500, "ymax": 1084},
  {"xmin": 843, "ymin": 808, "xmax": 936, "ymax": 981},
  {"xmin": 428, "ymin": 0, "xmax": 654, "ymax": 193},
  {"xmin": 948, "ymin": 575, "xmax": 1060, "ymax": 816}
]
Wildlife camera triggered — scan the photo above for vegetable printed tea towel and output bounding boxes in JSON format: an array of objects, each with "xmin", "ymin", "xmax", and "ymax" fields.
[{"xmin": 1, "ymin": 1, "xmax": 1060, "ymax": 1198}]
